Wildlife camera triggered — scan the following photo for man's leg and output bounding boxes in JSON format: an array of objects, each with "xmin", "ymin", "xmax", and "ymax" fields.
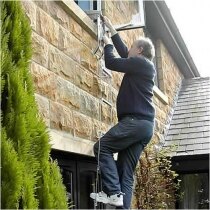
[
  {"xmin": 93, "ymin": 118, "xmax": 154, "ymax": 201},
  {"xmin": 93, "ymin": 121, "xmax": 130, "ymax": 195},
  {"xmin": 116, "ymin": 143, "xmax": 144, "ymax": 209}
]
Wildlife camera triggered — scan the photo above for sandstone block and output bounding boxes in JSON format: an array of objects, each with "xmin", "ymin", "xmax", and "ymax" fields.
[
  {"xmin": 118, "ymin": 1, "xmax": 127, "ymax": 13},
  {"xmin": 50, "ymin": 101, "xmax": 73, "ymax": 133},
  {"xmin": 30, "ymin": 62, "xmax": 57, "ymax": 100},
  {"xmin": 59, "ymin": 27, "xmax": 81, "ymax": 62},
  {"xmin": 156, "ymin": 41, "xmax": 162, "ymax": 58},
  {"xmin": 35, "ymin": 93, "xmax": 50, "ymax": 127},
  {"xmin": 74, "ymin": 65, "xmax": 94, "ymax": 94},
  {"xmin": 59, "ymin": 28, "xmax": 98, "ymax": 73},
  {"xmin": 92, "ymin": 76, "xmax": 101, "ymax": 97},
  {"xmin": 111, "ymin": 108, "xmax": 118, "ymax": 125},
  {"xmin": 21, "ymin": 1, "xmax": 36, "ymax": 31},
  {"xmin": 69, "ymin": 17, "xmax": 83, "ymax": 40},
  {"xmin": 159, "ymin": 79, "xmax": 165, "ymax": 93},
  {"xmin": 49, "ymin": 46, "xmax": 76, "ymax": 82},
  {"xmin": 104, "ymin": 2, "xmax": 113, "ymax": 18},
  {"xmin": 92, "ymin": 119, "xmax": 110, "ymax": 141},
  {"xmin": 112, "ymin": 71, "xmax": 123, "ymax": 90},
  {"xmin": 46, "ymin": 1, "xmax": 69, "ymax": 29},
  {"xmin": 32, "ymin": 32, "xmax": 48, "ymax": 68},
  {"xmin": 101, "ymin": 102, "xmax": 112, "ymax": 124},
  {"xmin": 89, "ymin": 53, "xmax": 98, "ymax": 72},
  {"xmin": 73, "ymin": 111, "xmax": 93, "ymax": 140},
  {"xmin": 92, "ymin": 119, "xmax": 101, "ymax": 141},
  {"xmin": 100, "ymin": 81, "xmax": 112, "ymax": 102},
  {"xmin": 156, "ymin": 106, "xmax": 166, "ymax": 123},
  {"xmin": 156, "ymin": 58, "xmax": 163, "ymax": 78},
  {"xmin": 80, "ymin": 91, "xmax": 99, "ymax": 119},
  {"xmin": 33, "ymin": 1, "xmax": 48, "ymax": 12},
  {"xmin": 80, "ymin": 46, "xmax": 91, "ymax": 70},
  {"xmin": 80, "ymin": 45, "xmax": 98, "ymax": 72},
  {"xmin": 81, "ymin": 29, "xmax": 98, "ymax": 51},
  {"xmin": 37, "ymin": 8, "xmax": 59, "ymax": 47},
  {"xmin": 154, "ymin": 119, "xmax": 162, "ymax": 132},
  {"xmin": 56, "ymin": 77, "xmax": 80, "ymax": 110},
  {"xmin": 112, "ymin": 88, "xmax": 118, "ymax": 105},
  {"xmin": 92, "ymin": 77, "xmax": 113, "ymax": 100}
]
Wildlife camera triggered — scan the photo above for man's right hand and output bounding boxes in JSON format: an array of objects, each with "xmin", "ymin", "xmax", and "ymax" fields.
[{"xmin": 102, "ymin": 16, "xmax": 117, "ymax": 36}]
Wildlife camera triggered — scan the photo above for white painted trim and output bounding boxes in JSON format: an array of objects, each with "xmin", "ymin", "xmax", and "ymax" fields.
[
  {"xmin": 153, "ymin": 85, "xmax": 169, "ymax": 105},
  {"xmin": 97, "ymin": 0, "xmax": 102, "ymax": 11}
]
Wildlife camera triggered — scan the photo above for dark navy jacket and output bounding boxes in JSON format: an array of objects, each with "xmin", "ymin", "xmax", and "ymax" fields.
[{"xmin": 104, "ymin": 34, "xmax": 156, "ymax": 121}]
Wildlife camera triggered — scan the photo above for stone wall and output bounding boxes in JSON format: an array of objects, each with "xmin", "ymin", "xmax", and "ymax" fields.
[
  {"xmin": 22, "ymin": 0, "xmax": 183, "ymax": 156},
  {"xmin": 153, "ymin": 40, "xmax": 183, "ymax": 146}
]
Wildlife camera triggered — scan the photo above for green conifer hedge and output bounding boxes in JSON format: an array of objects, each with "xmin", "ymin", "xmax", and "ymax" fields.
[{"xmin": 1, "ymin": 1, "xmax": 69, "ymax": 209}]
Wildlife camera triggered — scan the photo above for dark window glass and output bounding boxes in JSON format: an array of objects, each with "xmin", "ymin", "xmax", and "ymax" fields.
[
  {"xmin": 77, "ymin": 1, "xmax": 91, "ymax": 10},
  {"xmin": 60, "ymin": 168, "xmax": 73, "ymax": 204},
  {"xmin": 75, "ymin": 0, "xmax": 99, "ymax": 11},
  {"xmin": 178, "ymin": 173, "xmax": 209, "ymax": 209},
  {"xmin": 51, "ymin": 151, "xmax": 105, "ymax": 209}
]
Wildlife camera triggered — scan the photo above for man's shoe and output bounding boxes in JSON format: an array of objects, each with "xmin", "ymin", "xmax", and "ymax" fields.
[
  {"xmin": 90, "ymin": 191, "xmax": 124, "ymax": 207},
  {"xmin": 90, "ymin": 191, "xmax": 109, "ymax": 204},
  {"xmin": 109, "ymin": 192, "xmax": 124, "ymax": 207}
]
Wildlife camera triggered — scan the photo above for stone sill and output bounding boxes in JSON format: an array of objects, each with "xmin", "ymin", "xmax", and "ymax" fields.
[
  {"xmin": 153, "ymin": 85, "xmax": 168, "ymax": 105},
  {"xmin": 49, "ymin": 129, "xmax": 119, "ymax": 160},
  {"xmin": 49, "ymin": 129, "xmax": 95, "ymax": 157},
  {"xmin": 57, "ymin": 0, "xmax": 97, "ymax": 38}
]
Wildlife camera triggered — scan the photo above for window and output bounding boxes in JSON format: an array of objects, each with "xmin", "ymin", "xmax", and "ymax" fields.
[
  {"xmin": 178, "ymin": 173, "xmax": 209, "ymax": 209},
  {"xmin": 75, "ymin": 0, "xmax": 101, "ymax": 11}
]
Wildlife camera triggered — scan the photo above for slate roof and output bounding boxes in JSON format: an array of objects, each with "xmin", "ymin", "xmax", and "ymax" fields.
[{"xmin": 165, "ymin": 77, "xmax": 210, "ymax": 156}]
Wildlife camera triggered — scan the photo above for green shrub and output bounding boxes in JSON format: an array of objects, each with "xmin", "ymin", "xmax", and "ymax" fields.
[{"xmin": 1, "ymin": 1, "xmax": 69, "ymax": 209}]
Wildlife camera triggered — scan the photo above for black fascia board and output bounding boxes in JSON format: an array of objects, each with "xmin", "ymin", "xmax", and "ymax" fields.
[{"xmin": 171, "ymin": 154, "xmax": 209, "ymax": 173}]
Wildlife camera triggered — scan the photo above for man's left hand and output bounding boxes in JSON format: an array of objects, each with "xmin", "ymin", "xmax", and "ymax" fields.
[{"xmin": 102, "ymin": 34, "xmax": 112, "ymax": 46}]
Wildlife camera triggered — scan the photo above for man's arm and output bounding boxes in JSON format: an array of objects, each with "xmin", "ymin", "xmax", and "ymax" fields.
[
  {"xmin": 103, "ymin": 16, "xmax": 128, "ymax": 58},
  {"xmin": 111, "ymin": 34, "xmax": 128, "ymax": 58},
  {"xmin": 104, "ymin": 44, "xmax": 153, "ymax": 76}
]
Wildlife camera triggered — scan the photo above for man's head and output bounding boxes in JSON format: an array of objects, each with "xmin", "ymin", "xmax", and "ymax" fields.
[{"xmin": 128, "ymin": 37, "xmax": 155, "ymax": 61}]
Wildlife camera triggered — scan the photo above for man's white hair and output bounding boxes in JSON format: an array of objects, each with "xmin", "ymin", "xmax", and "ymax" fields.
[{"xmin": 137, "ymin": 37, "xmax": 155, "ymax": 61}]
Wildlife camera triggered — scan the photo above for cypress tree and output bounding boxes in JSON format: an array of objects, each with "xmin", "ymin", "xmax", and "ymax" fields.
[
  {"xmin": 1, "ymin": 1, "xmax": 69, "ymax": 209},
  {"xmin": 1, "ymin": 129, "xmax": 23, "ymax": 209}
]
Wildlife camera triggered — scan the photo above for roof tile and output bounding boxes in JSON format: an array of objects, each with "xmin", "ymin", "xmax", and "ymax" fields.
[{"xmin": 164, "ymin": 77, "xmax": 210, "ymax": 156}]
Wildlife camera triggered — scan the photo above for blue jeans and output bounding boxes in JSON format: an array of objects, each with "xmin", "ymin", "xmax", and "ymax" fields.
[{"xmin": 93, "ymin": 116, "xmax": 154, "ymax": 209}]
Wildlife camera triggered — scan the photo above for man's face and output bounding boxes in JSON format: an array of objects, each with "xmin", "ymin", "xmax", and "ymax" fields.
[{"xmin": 128, "ymin": 41, "xmax": 143, "ymax": 58}]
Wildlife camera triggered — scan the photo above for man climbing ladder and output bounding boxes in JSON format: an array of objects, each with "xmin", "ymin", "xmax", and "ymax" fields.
[{"xmin": 90, "ymin": 16, "xmax": 156, "ymax": 209}]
